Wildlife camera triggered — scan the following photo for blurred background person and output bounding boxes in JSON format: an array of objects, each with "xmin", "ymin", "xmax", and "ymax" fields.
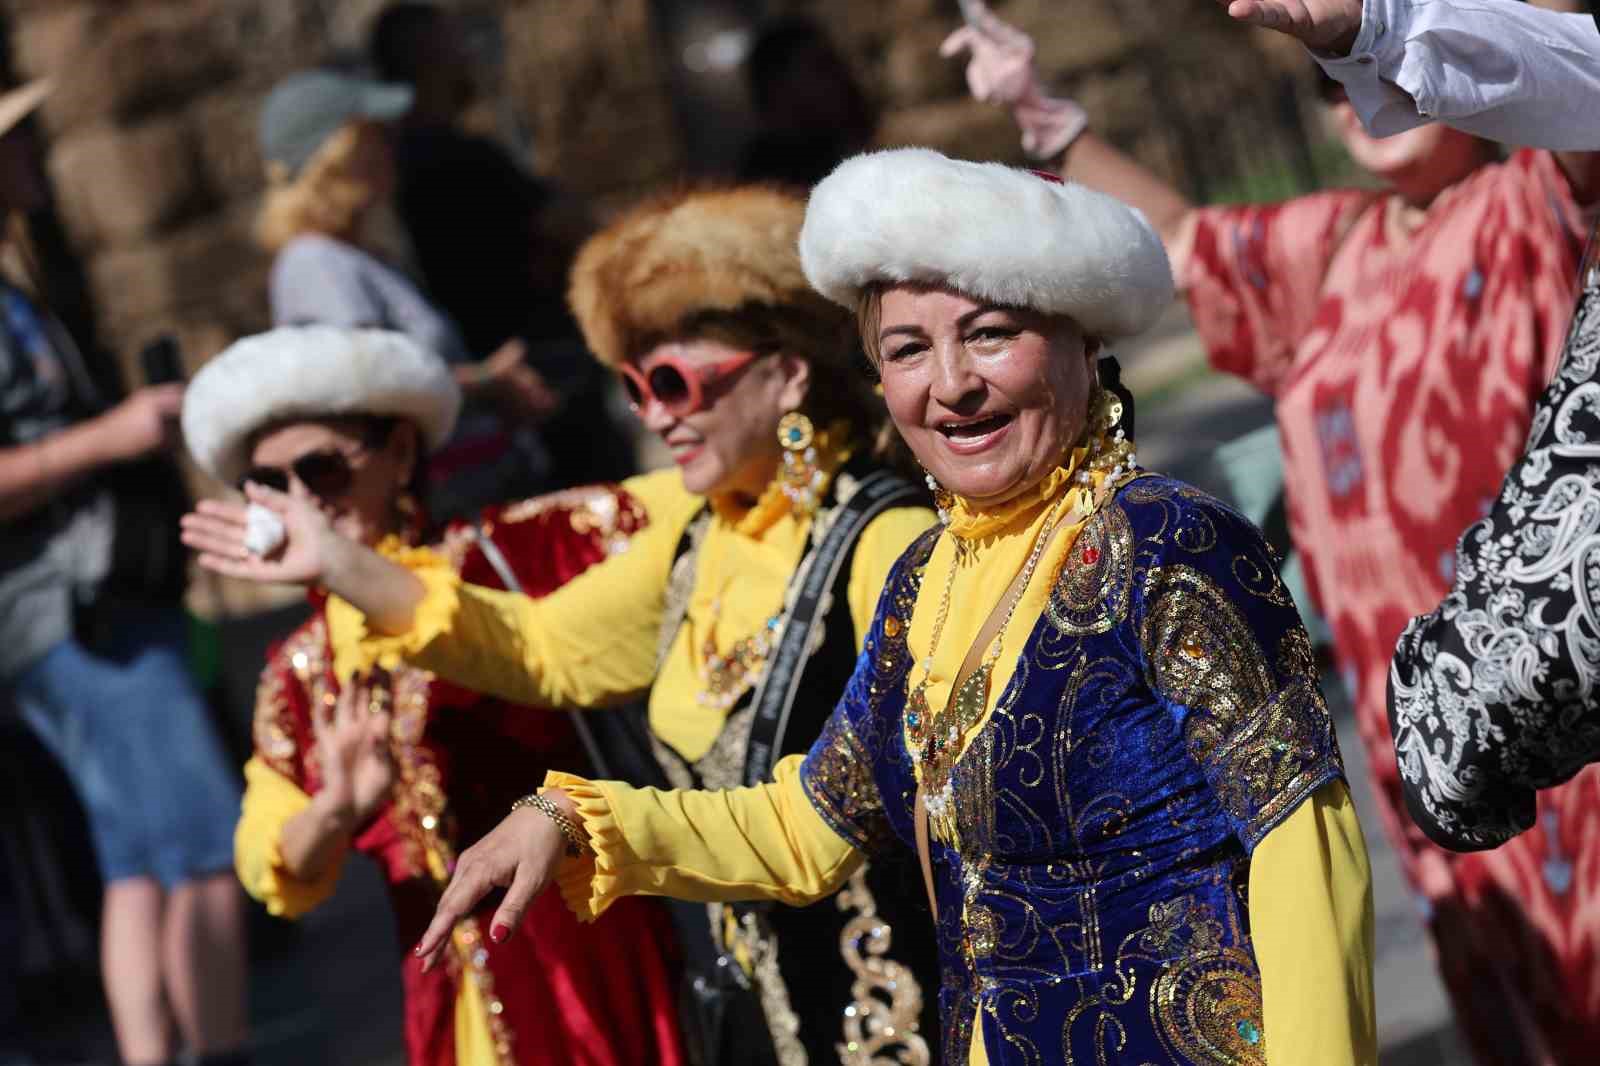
[
  {"xmin": 948, "ymin": 3, "xmax": 1600, "ymax": 1062},
  {"xmin": 0, "ymin": 81, "xmax": 250, "ymax": 1066},
  {"xmin": 255, "ymin": 67, "xmax": 557, "ymax": 524},
  {"xmin": 369, "ymin": 2, "xmax": 635, "ymax": 488},
  {"xmin": 737, "ymin": 14, "xmax": 877, "ymax": 189},
  {"xmin": 1221, "ymin": 0, "xmax": 1600, "ymax": 850},
  {"xmin": 180, "ymin": 325, "xmax": 684, "ymax": 1066}
]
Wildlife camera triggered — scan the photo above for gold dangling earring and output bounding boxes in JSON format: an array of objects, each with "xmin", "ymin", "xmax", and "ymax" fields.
[{"xmin": 777, "ymin": 411, "xmax": 823, "ymax": 515}]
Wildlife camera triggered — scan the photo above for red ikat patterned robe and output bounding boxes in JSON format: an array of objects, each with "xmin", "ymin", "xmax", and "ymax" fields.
[{"xmin": 1184, "ymin": 149, "xmax": 1599, "ymax": 1064}]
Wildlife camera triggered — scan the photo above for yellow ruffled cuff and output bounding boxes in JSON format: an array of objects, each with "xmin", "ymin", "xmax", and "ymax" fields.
[
  {"xmin": 326, "ymin": 543, "xmax": 462, "ymax": 684},
  {"xmin": 542, "ymin": 770, "xmax": 630, "ymax": 923},
  {"xmin": 235, "ymin": 758, "xmax": 345, "ymax": 919}
]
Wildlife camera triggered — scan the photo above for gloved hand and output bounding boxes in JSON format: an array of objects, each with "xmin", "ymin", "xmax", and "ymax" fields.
[{"xmin": 940, "ymin": 1, "xmax": 1088, "ymax": 160}]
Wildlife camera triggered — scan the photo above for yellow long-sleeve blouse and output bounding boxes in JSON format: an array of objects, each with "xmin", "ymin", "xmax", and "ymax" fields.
[
  {"xmin": 330, "ymin": 462, "xmax": 938, "ymax": 761},
  {"xmin": 235, "ymin": 759, "xmax": 503, "ymax": 1065},
  {"xmin": 332, "ymin": 465, "xmax": 1376, "ymax": 1065}
]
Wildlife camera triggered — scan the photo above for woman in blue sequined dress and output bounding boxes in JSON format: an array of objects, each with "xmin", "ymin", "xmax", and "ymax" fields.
[{"xmin": 352, "ymin": 149, "xmax": 1376, "ymax": 1066}]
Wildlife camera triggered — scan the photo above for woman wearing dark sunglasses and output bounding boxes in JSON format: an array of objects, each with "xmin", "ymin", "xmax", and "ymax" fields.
[
  {"xmin": 182, "ymin": 187, "xmax": 941, "ymax": 1066},
  {"xmin": 177, "ymin": 325, "xmax": 686, "ymax": 1066}
]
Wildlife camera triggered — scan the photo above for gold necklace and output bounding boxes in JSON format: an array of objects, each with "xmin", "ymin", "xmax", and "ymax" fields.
[
  {"xmin": 907, "ymin": 489, "xmax": 1070, "ymax": 846},
  {"xmin": 907, "ymin": 416, "xmax": 1134, "ymax": 847},
  {"xmin": 695, "ymin": 598, "xmax": 782, "ymax": 711}
]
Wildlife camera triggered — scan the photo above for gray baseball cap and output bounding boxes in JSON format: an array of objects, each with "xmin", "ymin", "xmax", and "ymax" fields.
[{"xmin": 258, "ymin": 70, "xmax": 414, "ymax": 178}]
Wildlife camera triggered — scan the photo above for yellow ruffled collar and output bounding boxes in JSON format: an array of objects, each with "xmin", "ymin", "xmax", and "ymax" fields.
[
  {"xmin": 946, "ymin": 444, "xmax": 1093, "ymax": 543},
  {"xmin": 711, "ymin": 420, "xmax": 855, "ymax": 538}
]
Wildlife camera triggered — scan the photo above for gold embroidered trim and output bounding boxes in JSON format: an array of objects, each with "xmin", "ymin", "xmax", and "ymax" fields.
[
  {"xmin": 1141, "ymin": 563, "xmax": 1334, "ymax": 846},
  {"xmin": 1151, "ymin": 944, "xmax": 1267, "ymax": 1065},
  {"xmin": 1045, "ymin": 500, "xmax": 1135, "ymax": 637},
  {"xmin": 836, "ymin": 868, "xmax": 930, "ymax": 1065},
  {"xmin": 715, "ymin": 905, "xmax": 808, "ymax": 1066},
  {"xmin": 497, "ymin": 485, "xmax": 647, "ymax": 555},
  {"xmin": 452, "ymin": 917, "xmax": 516, "ymax": 1065},
  {"xmin": 656, "ymin": 510, "xmax": 712, "ymax": 674}
]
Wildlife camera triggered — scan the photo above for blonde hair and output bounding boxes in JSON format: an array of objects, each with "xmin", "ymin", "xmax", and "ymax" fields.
[
  {"xmin": 856, "ymin": 284, "xmax": 886, "ymax": 368},
  {"xmin": 254, "ymin": 121, "xmax": 385, "ymax": 254}
]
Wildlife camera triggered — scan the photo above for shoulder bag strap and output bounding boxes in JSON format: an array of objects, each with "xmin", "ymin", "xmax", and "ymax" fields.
[
  {"xmin": 741, "ymin": 470, "xmax": 924, "ymax": 787},
  {"xmin": 468, "ymin": 525, "xmax": 613, "ymax": 779}
]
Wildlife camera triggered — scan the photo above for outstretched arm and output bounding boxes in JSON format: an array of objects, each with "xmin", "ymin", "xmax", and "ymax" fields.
[
  {"xmin": 0, "ymin": 384, "xmax": 184, "ymax": 522},
  {"xmin": 1224, "ymin": 0, "xmax": 1600, "ymax": 168},
  {"xmin": 1389, "ymin": 262, "xmax": 1600, "ymax": 850},
  {"xmin": 182, "ymin": 483, "xmax": 427, "ymax": 635},
  {"xmin": 413, "ymin": 755, "xmax": 863, "ymax": 969},
  {"xmin": 941, "ymin": 3, "xmax": 1195, "ymax": 272}
]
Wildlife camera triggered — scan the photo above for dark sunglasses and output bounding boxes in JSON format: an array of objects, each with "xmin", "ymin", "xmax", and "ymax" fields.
[
  {"xmin": 617, "ymin": 350, "xmax": 761, "ymax": 417},
  {"xmin": 238, "ymin": 447, "xmax": 364, "ymax": 500}
]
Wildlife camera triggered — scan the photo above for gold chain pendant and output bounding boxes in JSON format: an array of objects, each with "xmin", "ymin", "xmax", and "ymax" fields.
[{"xmin": 696, "ymin": 600, "xmax": 782, "ymax": 711}]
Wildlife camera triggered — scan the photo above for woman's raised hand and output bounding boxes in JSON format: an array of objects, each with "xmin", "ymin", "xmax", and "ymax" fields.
[
  {"xmin": 314, "ymin": 670, "xmax": 397, "ymax": 828},
  {"xmin": 1214, "ymin": 0, "xmax": 1363, "ymax": 55},
  {"xmin": 939, "ymin": 1, "xmax": 1087, "ymax": 160},
  {"xmin": 413, "ymin": 796, "xmax": 573, "ymax": 971},
  {"xmin": 181, "ymin": 482, "xmax": 335, "ymax": 586}
]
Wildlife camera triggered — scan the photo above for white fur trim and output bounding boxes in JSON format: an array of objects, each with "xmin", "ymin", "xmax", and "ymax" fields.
[
  {"xmin": 181, "ymin": 326, "xmax": 462, "ymax": 484},
  {"xmin": 799, "ymin": 148, "xmax": 1174, "ymax": 338}
]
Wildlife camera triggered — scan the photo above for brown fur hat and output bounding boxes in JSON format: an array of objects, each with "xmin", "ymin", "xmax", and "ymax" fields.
[{"xmin": 568, "ymin": 184, "xmax": 846, "ymax": 368}]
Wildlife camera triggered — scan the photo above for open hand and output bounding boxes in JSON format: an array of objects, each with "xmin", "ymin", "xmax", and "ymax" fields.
[
  {"xmin": 181, "ymin": 481, "xmax": 336, "ymax": 586},
  {"xmin": 413, "ymin": 794, "xmax": 573, "ymax": 971},
  {"xmin": 315, "ymin": 670, "xmax": 397, "ymax": 827},
  {"xmin": 940, "ymin": 1, "xmax": 1088, "ymax": 160},
  {"xmin": 940, "ymin": 2, "xmax": 1040, "ymax": 109},
  {"xmin": 1214, "ymin": 0, "xmax": 1363, "ymax": 55}
]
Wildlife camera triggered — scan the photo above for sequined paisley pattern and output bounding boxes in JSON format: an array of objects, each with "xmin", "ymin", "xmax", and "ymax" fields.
[
  {"xmin": 1390, "ymin": 249, "xmax": 1600, "ymax": 849},
  {"xmin": 1152, "ymin": 948, "xmax": 1267, "ymax": 1066},
  {"xmin": 803, "ymin": 709, "xmax": 896, "ymax": 854},
  {"xmin": 1142, "ymin": 563, "xmax": 1337, "ymax": 848},
  {"xmin": 1046, "ymin": 497, "xmax": 1135, "ymax": 636},
  {"xmin": 805, "ymin": 478, "xmax": 1342, "ymax": 1065}
]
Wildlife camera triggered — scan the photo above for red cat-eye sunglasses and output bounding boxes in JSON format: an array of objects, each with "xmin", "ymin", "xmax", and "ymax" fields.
[{"xmin": 617, "ymin": 350, "xmax": 762, "ymax": 417}]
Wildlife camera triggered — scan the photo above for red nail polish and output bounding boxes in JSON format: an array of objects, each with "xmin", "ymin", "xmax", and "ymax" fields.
[{"xmin": 491, "ymin": 923, "xmax": 509, "ymax": 943}]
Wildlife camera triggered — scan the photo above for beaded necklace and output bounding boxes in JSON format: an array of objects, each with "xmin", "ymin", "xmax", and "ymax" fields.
[
  {"xmin": 909, "ymin": 392, "xmax": 1134, "ymax": 847},
  {"xmin": 907, "ymin": 489, "xmax": 1071, "ymax": 844},
  {"xmin": 696, "ymin": 599, "xmax": 783, "ymax": 711}
]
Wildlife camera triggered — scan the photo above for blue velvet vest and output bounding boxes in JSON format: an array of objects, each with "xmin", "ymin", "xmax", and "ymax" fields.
[{"xmin": 800, "ymin": 476, "xmax": 1344, "ymax": 1065}]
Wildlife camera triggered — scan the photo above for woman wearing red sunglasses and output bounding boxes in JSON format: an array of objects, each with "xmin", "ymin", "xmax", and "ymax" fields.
[
  {"xmin": 176, "ymin": 325, "xmax": 685, "ymax": 1066},
  {"xmin": 183, "ymin": 187, "xmax": 941, "ymax": 1066}
]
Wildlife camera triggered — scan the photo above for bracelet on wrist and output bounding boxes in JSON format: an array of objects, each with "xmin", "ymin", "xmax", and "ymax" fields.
[{"xmin": 511, "ymin": 792, "xmax": 592, "ymax": 858}]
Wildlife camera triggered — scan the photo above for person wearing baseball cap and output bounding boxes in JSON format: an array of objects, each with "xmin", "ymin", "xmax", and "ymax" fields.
[{"xmin": 254, "ymin": 68, "xmax": 560, "ymax": 526}]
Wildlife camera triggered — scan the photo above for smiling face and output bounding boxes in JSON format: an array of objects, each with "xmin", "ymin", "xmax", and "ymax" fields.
[
  {"xmin": 247, "ymin": 417, "xmax": 417, "ymax": 546},
  {"xmin": 626, "ymin": 336, "xmax": 810, "ymax": 499},
  {"xmin": 875, "ymin": 285, "xmax": 1096, "ymax": 508}
]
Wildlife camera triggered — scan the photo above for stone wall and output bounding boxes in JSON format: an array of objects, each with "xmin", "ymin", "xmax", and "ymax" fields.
[{"xmin": 4, "ymin": 0, "xmax": 1314, "ymax": 385}]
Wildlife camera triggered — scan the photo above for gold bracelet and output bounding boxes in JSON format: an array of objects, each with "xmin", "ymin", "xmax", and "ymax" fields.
[{"xmin": 510, "ymin": 792, "xmax": 591, "ymax": 858}]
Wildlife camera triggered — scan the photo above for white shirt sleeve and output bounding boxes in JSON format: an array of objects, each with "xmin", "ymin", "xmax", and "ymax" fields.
[{"xmin": 1314, "ymin": 0, "xmax": 1600, "ymax": 150}]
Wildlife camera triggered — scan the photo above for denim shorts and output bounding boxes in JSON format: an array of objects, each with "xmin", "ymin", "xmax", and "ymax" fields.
[{"xmin": 11, "ymin": 605, "xmax": 240, "ymax": 888}]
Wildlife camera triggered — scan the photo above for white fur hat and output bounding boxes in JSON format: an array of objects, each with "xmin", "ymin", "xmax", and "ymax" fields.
[
  {"xmin": 182, "ymin": 325, "xmax": 461, "ymax": 484},
  {"xmin": 799, "ymin": 148, "xmax": 1174, "ymax": 339}
]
